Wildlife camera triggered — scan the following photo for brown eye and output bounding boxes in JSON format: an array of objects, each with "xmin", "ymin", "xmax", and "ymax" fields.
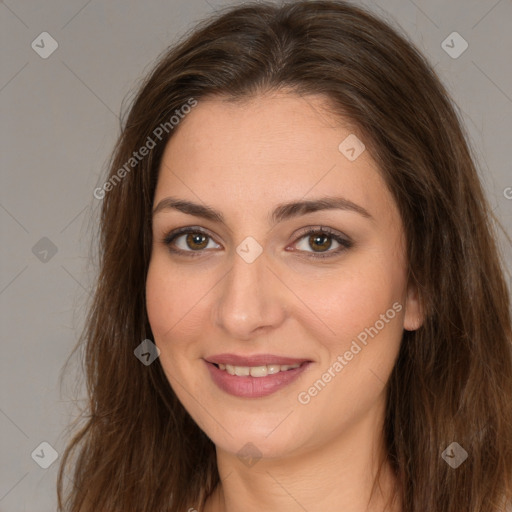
[
  {"xmin": 308, "ymin": 233, "xmax": 333, "ymax": 252},
  {"xmin": 163, "ymin": 228, "xmax": 221, "ymax": 256},
  {"xmin": 184, "ymin": 232, "xmax": 209, "ymax": 250},
  {"xmin": 293, "ymin": 227, "xmax": 353, "ymax": 259}
]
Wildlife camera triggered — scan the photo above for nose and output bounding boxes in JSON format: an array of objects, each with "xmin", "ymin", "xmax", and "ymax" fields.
[{"xmin": 213, "ymin": 247, "xmax": 288, "ymax": 340}]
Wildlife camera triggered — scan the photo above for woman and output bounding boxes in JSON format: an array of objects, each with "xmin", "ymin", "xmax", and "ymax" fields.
[{"xmin": 57, "ymin": 1, "xmax": 512, "ymax": 511}]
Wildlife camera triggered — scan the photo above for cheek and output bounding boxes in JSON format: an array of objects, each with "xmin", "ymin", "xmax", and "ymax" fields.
[
  {"xmin": 292, "ymin": 276, "xmax": 404, "ymax": 431},
  {"xmin": 295, "ymin": 258, "xmax": 405, "ymax": 405},
  {"xmin": 145, "ymin": 256, "xmax": 205, "ymax": 338},
  {"xmin": 288, "ymin": 257, "xmax": 405, "ymax": 349},
  {"xmin": 145, "ymin": 255, "xmax": 218, "ymax": 378},
  {"xmin": 145, "ymin": 261, "xmax": 191, "ymax": 386},
  {"xmin": 145, "ymin": 261, "xmax": 175, "ymax": 337}
]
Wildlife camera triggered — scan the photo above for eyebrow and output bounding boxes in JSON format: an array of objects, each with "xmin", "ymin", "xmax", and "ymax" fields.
[{"xmin": 152, "ymin": 195, "xmax": 372, "ymax": 225}]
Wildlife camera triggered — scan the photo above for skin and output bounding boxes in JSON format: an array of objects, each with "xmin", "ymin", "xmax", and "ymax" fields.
[{"xmin": 145, "ymin": 91, "xmax": 423, "ymax": 512}]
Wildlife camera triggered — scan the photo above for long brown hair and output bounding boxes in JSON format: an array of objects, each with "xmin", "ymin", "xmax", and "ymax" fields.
[{"xmin": 57, "ymin": 1, "xmax": 512, "ymax": 510}]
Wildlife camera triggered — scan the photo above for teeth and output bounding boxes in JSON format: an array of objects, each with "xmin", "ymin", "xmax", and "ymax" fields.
[
  {"xmin": 216, "ymin": 362, "xmax": 301, "ymax": 377},
  {"xmin": 267, "ymin": 364, "xmax": 280, "ymax": 375},
  {"xmin": 250, "ymin": 365, "xmax": 267, "ymax": 377},
  {"xmin": 234, "ymin": 366, "xmax": 250, "ymax": 376}
]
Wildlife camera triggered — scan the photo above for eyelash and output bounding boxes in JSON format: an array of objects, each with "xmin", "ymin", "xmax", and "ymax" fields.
[{"xmin": 161, "ymin": 226, "xmax": 353, "ymax": 260}]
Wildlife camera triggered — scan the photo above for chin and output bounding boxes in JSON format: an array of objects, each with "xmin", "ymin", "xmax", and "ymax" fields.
[
  {"xmin": 197, "ymin": 408, "xmax": 314, "ymax": 460},
  {"xmin": 214, "ymin": 431, "xmax": 305, "ymax": 462}
]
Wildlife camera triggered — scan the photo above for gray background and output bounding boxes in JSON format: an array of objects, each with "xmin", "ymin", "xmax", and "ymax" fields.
[{"xmin": 1, "ymin": 0, "xmax": 511, "ymax": 510}]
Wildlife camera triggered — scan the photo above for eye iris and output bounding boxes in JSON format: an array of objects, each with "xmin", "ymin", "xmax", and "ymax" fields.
[
  {"xmin": 186, "ymin": 232, "xmax": 208, "ymax": 250},
  {"xmin": 309, "ymin": 233, "xmax": 332, "ymax": 252}
]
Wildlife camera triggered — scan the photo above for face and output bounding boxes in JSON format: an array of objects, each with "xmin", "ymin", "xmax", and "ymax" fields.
[{"xmin": 146, "ymin": 91, "xmax": 422, "ymax": 460}]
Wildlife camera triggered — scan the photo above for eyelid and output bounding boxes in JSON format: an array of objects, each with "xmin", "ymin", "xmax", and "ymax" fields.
[
  {"xmin": 161, "ymin": 225, "xmax": 353, "ymax": 259},
  {"xmin": 290, "ymin": 226, "xmax": 353, "ymax": 259},
  {"xmin": 293, "ymin": 225, "xmax": 351, "ymax": 244},
  {"xmin": 162, "ymin": 226, "xmax": 220, "ymax": 256}
]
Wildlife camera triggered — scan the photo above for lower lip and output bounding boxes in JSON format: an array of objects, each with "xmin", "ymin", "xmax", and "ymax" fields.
[{"xmin": 205, "ymin": 360, "xmax": 311, "ymax": 398}]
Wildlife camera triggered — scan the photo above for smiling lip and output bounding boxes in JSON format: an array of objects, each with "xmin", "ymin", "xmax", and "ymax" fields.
[
  {"xmin": 205, "ymin": 353, "xmax": 310, "ymax": 366},
  {"xmin": 204, "ymin": 354, "xmax": 312, "ymax": 398}
]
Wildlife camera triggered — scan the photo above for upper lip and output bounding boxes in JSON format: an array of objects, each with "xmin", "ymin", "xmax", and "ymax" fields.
[{"xmin": 205, "ymin": 353, "xmax": 311, "ymax": 367}]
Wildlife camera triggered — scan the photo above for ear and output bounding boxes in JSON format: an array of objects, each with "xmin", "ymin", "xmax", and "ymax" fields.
[{"xmin": 403, "ymin": 281, "xmax": 424, "ymax": 331}]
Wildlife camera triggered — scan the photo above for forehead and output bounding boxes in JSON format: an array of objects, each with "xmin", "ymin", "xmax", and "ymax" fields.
[
  {"xmin": 154, "ymin": 92, "xmax": 398, "ymax": 224},
  {"xmin": 161, "ymin": 92, "xmax": 360, "ymax": 172}
]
